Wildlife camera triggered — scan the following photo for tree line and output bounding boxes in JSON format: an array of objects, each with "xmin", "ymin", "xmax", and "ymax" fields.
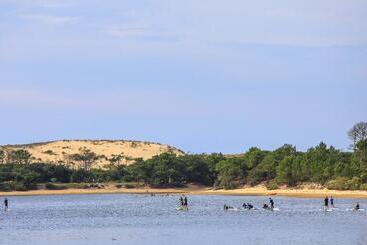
[{"xmin": 0, "ymin": 122, "xmax": 366, "ymax": 191}]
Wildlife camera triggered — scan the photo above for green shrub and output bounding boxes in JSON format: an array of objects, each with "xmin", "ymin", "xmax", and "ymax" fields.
[
  {"xmin": 45, "ymin": 183, "xmax": 67, "ymax": 190},
  {"xmin": 266, "ymin": 181, "xmax": 279, "ymax": 190},
  {"xmin": 13, "ymin": 182, "xmax": 29, "ymax": 191},
  {"xmin": 346, "ymin": 177, "xmax": 361, "ymax": 190},
  {"xmin": 43, "ymin": 150, "xmax": 55, "ymax": 155},
  {"xmin": 50, "ymin": 178, "xmax": 58, "ymax": 183},
  {"xmin": 0, "ymin": 182, "xmax": 13, "ymax": 191},
  {"xmin": 65, "ymin": 183, "xmax": 90, "ymax": 189},
  {"xmin": 326, "ymin": 177, "xmax": 349, "ymax": 190},
  {"xmin": 359, "ymin": 183, "xmax": 367, "ymax": 190},
  {"xmin": 124, "ymin": 183, "xmax": 136, "ymax": 189},
  {"xmin": 0, "ymin": 182, "xmax": 35, "ymax": 191}
]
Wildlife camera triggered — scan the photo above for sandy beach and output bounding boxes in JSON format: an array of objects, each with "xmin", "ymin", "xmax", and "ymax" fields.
[{"xmin": 1, "ymin": 185, "xmax": 367, "ymax": 198}]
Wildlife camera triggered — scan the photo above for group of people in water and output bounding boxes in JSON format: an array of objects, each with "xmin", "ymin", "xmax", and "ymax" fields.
[
  {"xmin": 1, "ymin": 195, "xmax": 362, "ymax": 212},
  {"xmin": 224, "ymin": 197, "xmax": 275, "ymax": 211},
  {"xmin": 324, "ymin": 196, "xmax": 335, "ymax": 208},
  {"xmin": 179, "ymin": 195, "xmax": 188, "ymax": 208},
  {"xmin": 223, "ymin": 196, "xmax": 362, "ymax": 212},
  {"xmin": 324, "ymin": 196, "xmax": 360, "ymax": 210}
]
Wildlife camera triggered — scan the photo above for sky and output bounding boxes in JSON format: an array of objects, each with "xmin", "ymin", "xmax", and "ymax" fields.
[{"xmin": 0, "ymin": 0, "xmax": 366, "ymax": 153}]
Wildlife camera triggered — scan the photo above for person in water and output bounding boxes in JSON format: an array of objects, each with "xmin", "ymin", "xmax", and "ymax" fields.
[
  {"xmin": 242, "ymin": 203, "xmax": 248, "ymax": 209},
  {"xmin": 247, "ymin": 203, "xmax": 254, "ymax": 210},
  {"xmin": 330, "ymin": 196, "xmax": 334, "ymax": 208},
  {"xmin": 355, "ymin": 203, "xmax": 360, "ymax": 210},
  {"xmin": 263, "ymin": 204, "xmax": 269, "ymax": 209},
  {"xmin": 179, "ymin": 196, "xmax": 184, "ymax": 206},
  {"xmin": 324, "ymin": 196, "xmax": 329, "ymax": 208},
  {"xmin": 269, "ymin": 198, "xmax": 274, "ymax": 209},
  {"xmin": 4, "ymin": 198, "xmax": 8, "ymax": 211},
  {"xmin": 183, "ymin": 196, "xmax": 188, "ymax": 207}
]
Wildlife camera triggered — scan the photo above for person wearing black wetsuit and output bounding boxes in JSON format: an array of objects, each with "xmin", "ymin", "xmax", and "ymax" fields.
[
  {"xmin": 324, "ymin": 197, "xmax": 329, "ymax": 208},
  {"xmin": 4, "ymin": 198, "xmax": 8, "ymax": 211},
  {"xmin": 242, "ymin": 203, "xmax": 248, "ymax": 209},
  {"xmin": 355, "ymin": 203, "xmax": 360, "ymax": 210},
  {"xmin": 330, "ymin": 196, "xmax": 334, "ymax": 208},
  {"xmin": 269, "ymin": 198, "xmax": 274, "ymax": 209},
  {"xmin": 184, "ymin": 196, "xmax": 188, "ymax": 207},
  {"xmin": 179, "ymin": 196, "xmax": 184, "ymax": 206},
  {"xmin": 247, "ymin": 203, "xmax": 253, "ymax": 209}
]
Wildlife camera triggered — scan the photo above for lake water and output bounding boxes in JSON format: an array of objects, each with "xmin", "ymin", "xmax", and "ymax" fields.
[{"xmin": 0, "ymin": 194, "xmax": 366, "ymax": 245}]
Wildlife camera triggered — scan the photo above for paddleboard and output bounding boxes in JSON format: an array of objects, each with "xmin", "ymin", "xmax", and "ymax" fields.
[
  {"xmin": 346, "ymin": 208, "xmax": 365, "ymax": 212},
  {"xmin": 176, "ymin": 206, "xmax": 188, "ymax": 211}
]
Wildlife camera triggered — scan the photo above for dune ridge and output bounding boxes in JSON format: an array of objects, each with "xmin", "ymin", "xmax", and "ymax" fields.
[{"xmin": 1, "ymin": 139, "xmax": 184, "ymax": 168}]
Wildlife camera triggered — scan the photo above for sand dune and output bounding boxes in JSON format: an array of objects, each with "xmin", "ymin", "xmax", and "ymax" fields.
[{"xmin": 2, "ymin": 140, "xmax": 184, "ymax": 168}]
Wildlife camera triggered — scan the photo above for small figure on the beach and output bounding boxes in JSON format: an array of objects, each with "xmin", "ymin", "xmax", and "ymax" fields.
[
  {"xmin": 4, "ymin": 198, "xmax": 9, "ymax": 211},
  {"xmin": 330, "ymin": 196, "xmax": 334, "ymax": 208},
  {"xmin": 269, "ymin": 198, "xmax": 274, "ymax": 209},
  {"xmin": 324, "ymin": 196, "xmax": 329, "ymax": 209}
]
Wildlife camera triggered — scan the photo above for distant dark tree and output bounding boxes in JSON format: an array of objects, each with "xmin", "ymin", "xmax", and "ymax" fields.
[
  {"xmin": 215, "ymin": 159, "xmax": 243, "ymax": 189},
  {"xmin": 0, "ymin": 149, "xmax": 4, "ymax": 164},
  {"xmin": 69, "ymin": 147, "xmax": 100, "ymax": 171},
  {"xmin": 127, "ymin": 158, "xmax": 153, "ymax": 184},
  {"xmin": 9, "ymin": 149, "xmax": 32, "ymax": 164},
  {"xmin": 244, "ymin": 147, "xmax": 266, "ymax": 169},
  {"xmin": 348, "ymin": 121, "xmax": 367, "ymax": 150},
  {"xmin": 179, "ymin": 154, "xmax": 212, "ymax": 185},
  {"xmin": 107, "ymin": 153, "xmax": 125, "ymax": 167}
]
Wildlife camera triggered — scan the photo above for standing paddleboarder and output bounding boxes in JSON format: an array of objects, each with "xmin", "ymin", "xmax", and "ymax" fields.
[
  {"xmin": 324, "ymin": 196, "xmax": 329, "ymax": 210},
  {"xmin": 330, "ymin": 196, "xmax": 334, "ymax": 208},
  {"xmin": 184, "ymin": 196, "xmax": 188, "ymax": 207},
  {"xmin": 4, "ymin": 198, "xmax": 9, "ymax": 211},
  {"xmin": 269, "ymin": 198, "xmax": 274, "ymax": 209}
]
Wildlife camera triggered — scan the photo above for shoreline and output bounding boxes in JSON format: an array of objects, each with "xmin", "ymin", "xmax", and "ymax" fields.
[{"xmin": 1, "ymin": 186, "xmax": 367, "ymax": 198}]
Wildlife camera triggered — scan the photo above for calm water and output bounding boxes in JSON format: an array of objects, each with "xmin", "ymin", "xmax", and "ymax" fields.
[{"xmin": 0, "ymin": 194, "xmax": 366, "ymax": 245}]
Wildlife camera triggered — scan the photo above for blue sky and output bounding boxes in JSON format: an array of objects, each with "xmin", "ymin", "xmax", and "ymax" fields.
[{"xmin": 0, "ymin": 0, "xmax": 366, "ymax": 153}]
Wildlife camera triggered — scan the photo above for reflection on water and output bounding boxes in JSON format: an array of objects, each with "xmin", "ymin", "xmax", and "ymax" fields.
[{"xmin": 0, "ymin": 194, "xmax": 366, "ymax": 245}]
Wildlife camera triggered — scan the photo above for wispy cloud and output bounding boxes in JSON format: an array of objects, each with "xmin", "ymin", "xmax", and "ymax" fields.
[{"xmin": 22, "ymin": 14, "xmax": 78, "ymax": 24}]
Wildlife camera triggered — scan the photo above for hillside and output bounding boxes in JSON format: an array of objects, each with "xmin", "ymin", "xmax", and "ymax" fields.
[{"xmin": 1, "ymin": 140, "xmax": 184, "ymax": 168}]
